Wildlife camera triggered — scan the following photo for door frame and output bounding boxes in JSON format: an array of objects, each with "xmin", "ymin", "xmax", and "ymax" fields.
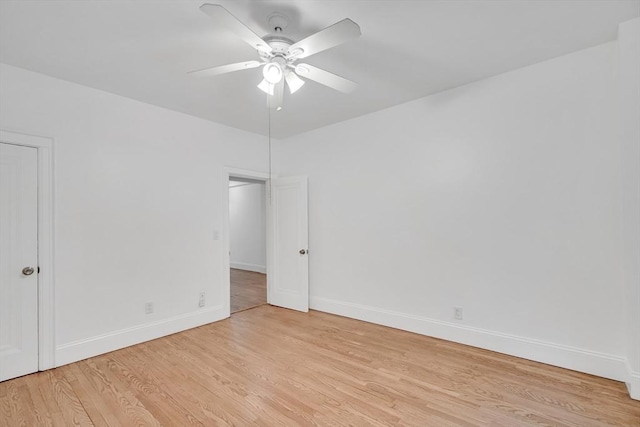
[
  {"xmin": 0, "ymin": 129, "xmax": 55, "ymax": 371},
  {"xmin": 222, "ymin": 167, "xmax": 272, "ymax": 316}
]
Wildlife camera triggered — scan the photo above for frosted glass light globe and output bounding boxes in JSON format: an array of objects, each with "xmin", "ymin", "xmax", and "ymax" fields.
[{"xmin": 263, "ymin": 63, "xmax": 283, "ymax": 84}]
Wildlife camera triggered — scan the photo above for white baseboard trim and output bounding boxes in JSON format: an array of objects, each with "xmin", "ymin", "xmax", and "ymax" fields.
[
  {"xmin": 310, "ymin": 296, "xmax": 630, "ymax": 386},
  {"xmin": 230, "ymin": 262, "xmax": 266, "ymax": 274},
  {"xmin": 625, "ymin": 361, "xmax": 640, "ymax": 400},
  {"xmin": 55, "ymin": 305, "xmax": 226, "ymax": 367}
]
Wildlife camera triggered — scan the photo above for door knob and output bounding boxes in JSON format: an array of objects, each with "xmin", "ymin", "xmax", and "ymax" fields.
[
  {"xmin": 22, "ymin": 266, "xmax": 35, "ymax": 276},
  {"xmin": 299, "ymin": 249, "xmax": 307, "ymax": 255}
]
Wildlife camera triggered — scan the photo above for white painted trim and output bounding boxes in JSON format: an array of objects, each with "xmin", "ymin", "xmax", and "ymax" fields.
[
  {"xmin": 230, "ymin": 262, "xmax": 267, "ymax": 274},
  {"xmin": 310, "ymin": 296, "xmax": 630, "ymax": 385},
  {"xmin": 222, "ymin": 167, "xmax": 272, "ymax": 315},
  {"xmin": 225, "ymin": 167, "xmax": 270, "ymax": 181},
  {"xmin": 55, "ymin": 305, "xmax": 226, "ymax": 367},
  {"xmin": 626, "ymin": 361, "xmax": 640, "ymax": 400},
  {"xmin": 0, "ymin": 129, "xmax": 55, "ymax": 371}
]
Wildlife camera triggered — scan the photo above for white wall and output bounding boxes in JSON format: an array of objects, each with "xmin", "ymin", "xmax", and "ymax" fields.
[
  {"xmin": 618, "ymin": 17, "xmax": 640, "ymax": 400},
  {"xmin": 277, "ymin": 41, "xmax": 633, "ymax": 386},
  {"xmin": 0, "ymin": 63, "xmax": 268, "ymax": 366},
  {"xmin": 229, "ymin": 182, "xmax": 266, "ymax": 273}
]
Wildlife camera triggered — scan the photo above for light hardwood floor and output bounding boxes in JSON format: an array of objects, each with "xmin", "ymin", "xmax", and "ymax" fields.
[
  {"xmin": 230, "ymin": 268, "xmax": 266, "ymax": 313},
  {"xmin": 1, "ymin": 305, "xmax": 638, "ymax": 426}
]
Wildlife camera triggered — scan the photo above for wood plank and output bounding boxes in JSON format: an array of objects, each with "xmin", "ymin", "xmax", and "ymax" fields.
[
  {"xmin": 231, "ymin": 268, "xmax": 266, "ymax": 313},
  {"xmin": 23, "ymin": 374, "xmax": 55, "ymax": 427},
  {"xmin": 48, "ymin": 368, "xmax": 94, "ymax": 426}
]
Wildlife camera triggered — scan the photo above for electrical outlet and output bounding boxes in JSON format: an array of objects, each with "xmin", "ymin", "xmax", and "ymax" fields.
[
  {"xmin": 454, "ymin": 306, "xmax": 463, "ymax": 320},
  {"xmin": 145, "ymin": 302, "xmax": 154, "ymax": 314},
  {"xmin": 198, "ymin": 292, "xmax": 205, "ymax": 308}
]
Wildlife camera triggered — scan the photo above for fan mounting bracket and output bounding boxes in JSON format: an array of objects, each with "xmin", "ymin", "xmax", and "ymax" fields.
[{"xmin": 268, "ymin": 13, "xmax": 289, "ymax": 33}]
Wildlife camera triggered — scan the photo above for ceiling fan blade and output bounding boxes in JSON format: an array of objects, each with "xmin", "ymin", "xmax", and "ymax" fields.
[
  {"xmin": 200, "ymin": 4, "xmax": 272, "ymax": 53},
  {"xmin": 188, "ymin": 60, "xmax": 261, "ymax": 77},
  {"xmin": 287, "ymin": 19, "xmax": 360, "ymax": 59},
  {"xmin": 295, "ymin": 64, "xmax": 357, "ymax": 93},
  {"xmin": 271, "ymin": 80, "xmax": 285, "ymax": 110}
]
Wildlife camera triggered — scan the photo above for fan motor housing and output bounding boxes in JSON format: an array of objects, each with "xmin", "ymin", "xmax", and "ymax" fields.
[{"xmin": 262, "ymin": 35, "xmax": 294, "ymax": 56}]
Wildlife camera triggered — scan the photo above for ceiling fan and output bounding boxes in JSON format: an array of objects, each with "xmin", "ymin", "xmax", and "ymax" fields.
[{"xmin": 189, "ymin": 3, "xmax": 361, "ymax": 110}]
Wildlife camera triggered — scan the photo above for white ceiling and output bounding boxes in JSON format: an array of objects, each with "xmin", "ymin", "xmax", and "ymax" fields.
[{"xmin": 1, "ymin": 0, "xmax": 638, "ymax": 139}]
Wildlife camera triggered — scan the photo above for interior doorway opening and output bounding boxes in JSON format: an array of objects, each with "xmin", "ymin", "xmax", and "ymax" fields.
[{"xmin": 228, "ymin": 177, "xmax": 268, "ymax": 314}]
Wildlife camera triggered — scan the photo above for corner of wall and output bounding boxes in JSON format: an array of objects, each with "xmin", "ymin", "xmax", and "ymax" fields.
[
  {"xmin": 618, "ymin": 16, "xmax": 640, "ymax": 402},
  {"xmin": 626, "ymin": 363, "xmax": 640, "ymax": 400}
]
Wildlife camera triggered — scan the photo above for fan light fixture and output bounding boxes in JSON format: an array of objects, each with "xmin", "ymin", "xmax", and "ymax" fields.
[
  {"xmin": 285, "ymin": 71, "xmax": 305, "ymax": 94},
  {"xmin": 263, "ymin": 63, "xmax": 283, "ymax": 84},
  {"xmin": 257, "ymin": 79, "xmax": 274, "ymax": 95}
]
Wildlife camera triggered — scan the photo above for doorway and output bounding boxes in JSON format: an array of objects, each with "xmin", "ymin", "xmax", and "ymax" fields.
[
  {"xmin": 228, "ymin": 177, "xmax": 267, "ymax": 313},
  {"xmin": 222, "ymin": 167, "xmax": 309, "ymax": 316}
]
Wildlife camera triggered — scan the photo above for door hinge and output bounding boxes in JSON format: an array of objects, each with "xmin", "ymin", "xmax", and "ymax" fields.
[{"xmin": 37, "ymin": 266, "xmax": 40, "ymax": 274}]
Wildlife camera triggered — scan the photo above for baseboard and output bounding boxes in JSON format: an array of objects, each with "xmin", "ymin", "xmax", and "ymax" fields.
[
  {"xmin": 310, "ymin": 296, "xmax": 629, "ymax": 385},
  {"xmin": 55, "ymin": 305, "xmax": 227, "ymax": 367},
  {"xmin": 625, "ymin": 361, "xmax": 640, "ymax": 400},
  {"xmin": 230, "ymin": 262, "xmax": 266, "ymax": 274}
]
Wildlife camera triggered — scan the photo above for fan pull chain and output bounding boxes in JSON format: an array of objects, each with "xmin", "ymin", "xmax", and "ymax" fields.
[{"xmin": 268, "ymin": 98, "xmax": 272, "ymax": 206}]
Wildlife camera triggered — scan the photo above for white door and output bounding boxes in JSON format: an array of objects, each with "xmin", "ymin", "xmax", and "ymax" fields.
[
  {"xmin": 0, "ymin": 143, "xmax": 39, "ymax": 382},
  {"xmin": 269, "ymin": 176, "xmax": 309, "ymax": 312}
]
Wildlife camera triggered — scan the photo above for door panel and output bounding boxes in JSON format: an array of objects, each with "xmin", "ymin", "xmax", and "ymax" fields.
[
  {"xmin": 0, "ymin": 143, "xmax": 38, "ymax": 382},
  {"xmin": 269, "ymin": 176, "xmax": 309, "ymax": 312}
]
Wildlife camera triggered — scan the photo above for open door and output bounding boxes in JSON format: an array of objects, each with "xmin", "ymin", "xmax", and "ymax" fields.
[{"xmin": 269, "ymin": 176, "xmax": 309, "ymax": 312}]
